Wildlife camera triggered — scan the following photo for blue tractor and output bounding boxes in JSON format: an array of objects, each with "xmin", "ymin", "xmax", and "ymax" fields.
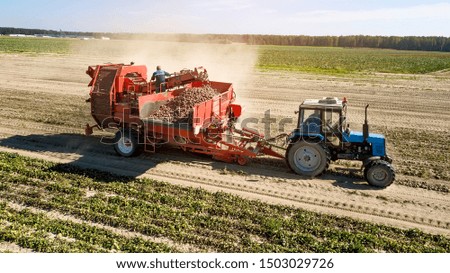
[{"xmin": 286, "ymin": 97, "xmax": 395, "ymax": 187}]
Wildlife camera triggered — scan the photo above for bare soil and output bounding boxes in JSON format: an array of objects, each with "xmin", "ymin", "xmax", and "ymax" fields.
[{"xmin": 0, "ymin": 41, "xmax": 449, "ymax": 241}]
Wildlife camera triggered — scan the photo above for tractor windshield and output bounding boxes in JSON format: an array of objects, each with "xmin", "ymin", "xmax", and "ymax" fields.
[{"xmin": 323, "ymin": 110, "xmax": 341, "ymax": 133}]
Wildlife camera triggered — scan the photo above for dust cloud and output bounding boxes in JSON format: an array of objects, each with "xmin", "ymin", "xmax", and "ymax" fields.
[{"xmin": 72, "ymin": 36, "xmax": 258, "ymax": 94}]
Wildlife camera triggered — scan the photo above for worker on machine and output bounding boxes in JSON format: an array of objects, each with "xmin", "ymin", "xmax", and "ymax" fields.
[
  {"xmin": 151, "ymin": 65, "xmax": 171, "ymax": 93},
  {"xmin": 303, "ymin": 110, "xmax": 321, "ymax": 134}
]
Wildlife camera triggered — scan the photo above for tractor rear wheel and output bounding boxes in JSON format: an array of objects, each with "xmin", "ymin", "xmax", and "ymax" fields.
[
  {"xmin": 114, "ymin": 129, "xmax": 143, "ymax": 157},
  {"xmin": 365, "ymin": 160, "xmax": 395, "ymax": 188},
  {"xmin": 285, "ymin": 144, "xmax": 293, "ymax": 170},
  {"xmin": 287, "ymin": 141, "xmax": 330, "ymax": 177}
]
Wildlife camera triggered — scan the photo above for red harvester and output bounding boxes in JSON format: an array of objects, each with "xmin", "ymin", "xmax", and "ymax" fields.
[{"xmin": 85, "ymin": 63, "xmax": 284, "ymax": 165}]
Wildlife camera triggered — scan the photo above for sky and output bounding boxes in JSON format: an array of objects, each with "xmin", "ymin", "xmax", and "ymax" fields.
[{"xmin": 1, "ymin": 0, "xmax": 449, "ymax": 36}]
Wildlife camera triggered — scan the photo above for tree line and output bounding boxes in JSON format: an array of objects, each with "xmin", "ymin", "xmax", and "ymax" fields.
[
  {"xmin": 1, "ymin": 27, "xmax": 449, "ymax": 52},
  {"xmin": 0, "ymin": 27, "xmax": 93, "ymax": 38}
]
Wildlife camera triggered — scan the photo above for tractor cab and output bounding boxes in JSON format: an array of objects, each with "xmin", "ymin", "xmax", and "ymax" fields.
[
  {"xmin": 287, "ymin": 97, "xmax": 395, "ymax": 188},
  {"xmin": 296, "ymin": 97, "xmax": 347, "ymax": 145}
]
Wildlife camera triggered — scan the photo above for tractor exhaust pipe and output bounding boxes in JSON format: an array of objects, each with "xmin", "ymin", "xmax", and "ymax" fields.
[{"xmin": 363, "ymin": 104, "xmax": 369, "ymax": 141}]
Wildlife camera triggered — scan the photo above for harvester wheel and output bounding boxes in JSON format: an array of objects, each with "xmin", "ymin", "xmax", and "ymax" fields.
[
  {"xmin": 114, "ymin": 130, "xmax": 142, "ymax": 157},
  {"xmin": 287, "ymin": 141, "xmax": 330, "ymax": 177},
  {"xmin": 365, "ymin": 160, "xmax": 395, "ymax": 188},
  {"xmin": 236, "ymin": 156, "xmax": 248, "ymax": 166}
]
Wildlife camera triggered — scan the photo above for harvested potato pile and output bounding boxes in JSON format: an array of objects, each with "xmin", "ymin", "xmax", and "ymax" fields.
[{"xmin": 149, "ymin": 85, "xmax": 218, "ymax": 122}]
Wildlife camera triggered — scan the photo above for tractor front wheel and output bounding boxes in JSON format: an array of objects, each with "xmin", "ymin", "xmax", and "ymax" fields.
[
  {"xmin": 114, "ymin": 129, "xmax": 143, "ymax": 157},
  {"xmin": 365, "ymin": 160, "xmax": 395, "ymax": 188},
  {"xmin": 287, "ymin": 141, "xmax": 330, "ymax": 177}
]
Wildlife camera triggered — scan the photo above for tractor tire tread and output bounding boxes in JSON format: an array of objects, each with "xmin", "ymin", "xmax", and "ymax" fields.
[{"xmin": 365, "ymin": 159, "xmax": 395, "ymax": 188}]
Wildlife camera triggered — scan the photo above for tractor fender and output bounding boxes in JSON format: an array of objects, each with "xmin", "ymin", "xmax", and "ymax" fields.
[
  {"xmin": 363, "ymin": 155, "xmax": 393, "ymax": 165},
  {"xmin": 383, "ymin": 155, "xmax": 393, "ymax": 164},
  {"xmin": 362, "ymin": 156, "xmax": 381, "ymax": 167}
]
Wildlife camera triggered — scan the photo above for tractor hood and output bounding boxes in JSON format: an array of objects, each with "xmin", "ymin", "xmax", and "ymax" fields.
[
  {"xmin": 344, "ymin": 131, "xmax": 386, "ymax": 157},
  {"xmin": 344, "ymin": 131, "xmax": 385, "ymax": 143}
]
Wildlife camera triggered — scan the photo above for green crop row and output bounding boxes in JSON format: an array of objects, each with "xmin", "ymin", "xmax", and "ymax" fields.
[
  {"xmin": 0, "ymin": 37, "xmax": 72, "ymax": 54},
  {"xmin": 0, "ymin": 152, "xmax": 449, "ymax": 253},
  {"xmin": 258, "ymin": 46, "xmax": 450, "ymax": 74},
  {"xmin": 0, "ymin": 202, "xmax": 175, "ymax": 253}
]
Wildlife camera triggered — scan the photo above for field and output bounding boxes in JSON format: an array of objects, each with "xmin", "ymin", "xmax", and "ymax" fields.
[
  {"xmin": 0, "ymin": 36, "xmax": 71, "ymax": 54},
  {"xmin": 258, "ymin": 45, "xmax": 450, "ymax": 74},
  {"xmin": 1, "ymin": 152, "xmax": 448, "ymax": 253},
  {"xmin": 0, "ymin": 37, "xmax": 449, "ymax": 252}
]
